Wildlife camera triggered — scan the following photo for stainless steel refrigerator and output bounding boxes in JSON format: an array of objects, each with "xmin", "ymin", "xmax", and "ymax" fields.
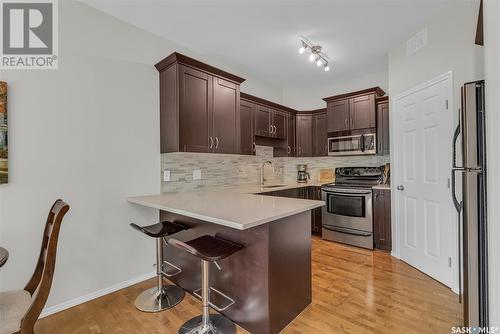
[{"xmin": 452, "ymin": 80, "xmax": 488, "ymax": 327}]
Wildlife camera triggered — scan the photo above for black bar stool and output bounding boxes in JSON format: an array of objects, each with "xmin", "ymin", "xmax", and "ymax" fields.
[
  {"xmin": 130, "ymin": 221, "xmax": 188, "ymax": 312},
  {"xmin": 168, "ymin": 235, "xmax": 243, "ymax": 334}
]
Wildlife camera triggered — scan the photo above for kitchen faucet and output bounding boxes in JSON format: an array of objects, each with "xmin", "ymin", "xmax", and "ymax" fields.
[{"xmin": 260, "ymin": 161, "xmax": 275, "ymax": 186}]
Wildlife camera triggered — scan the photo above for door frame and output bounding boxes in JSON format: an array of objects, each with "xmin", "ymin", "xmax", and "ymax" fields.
[{"xmin": 390, "ymin": 71, "xmax": 459, "ymax": 293}]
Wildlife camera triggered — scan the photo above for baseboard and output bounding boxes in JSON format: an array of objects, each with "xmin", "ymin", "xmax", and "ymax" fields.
[{"xmin": 40, "ymin": 271, "xmax": 155, "ymax": 318}]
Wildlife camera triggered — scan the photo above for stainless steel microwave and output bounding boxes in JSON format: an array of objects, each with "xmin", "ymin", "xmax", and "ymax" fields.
[{"xmin": 327, "ymin": 133, "xmax": 376, "ymax": 156}]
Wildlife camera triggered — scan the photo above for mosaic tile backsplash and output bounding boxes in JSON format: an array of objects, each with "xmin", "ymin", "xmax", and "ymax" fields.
[{"xmin": 161, "ymin": 146, "xmax": 390, "ymax": 193}]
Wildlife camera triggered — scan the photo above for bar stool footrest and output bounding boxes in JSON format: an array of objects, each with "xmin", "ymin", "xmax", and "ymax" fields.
[
  {"xmin": 161, "ymin": 260, "xmax": 182, "ymax": 278},
  {"xmin": 193, "ymin": 287, "xmax": 235, "ymax": 312}
]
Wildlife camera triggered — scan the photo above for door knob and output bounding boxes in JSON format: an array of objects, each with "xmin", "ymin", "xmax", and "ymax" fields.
[{"xmin": 397, "ymin": 185, "xmax": 405, "ymax": 191}]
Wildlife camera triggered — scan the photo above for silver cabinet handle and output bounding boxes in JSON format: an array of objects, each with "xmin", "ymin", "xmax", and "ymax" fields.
[
  {"xmin": 345, "ymin": 119, "xmax": 348, "ymax": 128},
  {"xmin": 269, "ymin": 125, "xmax": 273, "ymax": 134},
  {"xmin": 350, "ymin": 119, "xmax": 354, "ymax": 128},
  {"xmin": 273, "ymin": 125, "xmax": 276, "ymax": 134},
  {"xmin": 397, "ymin": 185, "xmax": 404, "ymax": 191},
  {"xmin": 252, "ymin": 142, "xmax": 256, "ymax": 152},
  {"xmin": 209, "ymin": 137, "xmax": 213, "ymax": 149},
  {"xmin": 215, "ymin": 137, "xmax": 219, "ymax": 150},
  {"xmin": 287, "ymin": 146, "xmax": 291, "ymax": 154}
]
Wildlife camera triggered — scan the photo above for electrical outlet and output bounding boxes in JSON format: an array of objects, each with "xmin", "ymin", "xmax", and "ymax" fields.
[
  {"xmin": 163, "ymin": 170, "xmax": 171, "ymax": 182},
  {"xmin": 193, "ymin": 170, "xmax": 202, "ymax": 180}
]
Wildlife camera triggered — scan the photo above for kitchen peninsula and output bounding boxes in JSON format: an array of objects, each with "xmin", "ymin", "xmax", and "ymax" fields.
[{"xmin": 128, "ymin": 186, "xmax": 324, "ymax": 334}]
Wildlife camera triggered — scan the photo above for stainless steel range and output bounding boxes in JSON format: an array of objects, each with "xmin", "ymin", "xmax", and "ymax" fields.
[{"xmin": 321, "ymin": 167, "xmax": 383, "ymax": 249}]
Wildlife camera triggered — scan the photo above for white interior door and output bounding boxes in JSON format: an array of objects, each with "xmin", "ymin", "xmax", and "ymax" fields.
[{"xmin": 393, "ymin": 72, "xmax": 455, "ymax": 289}]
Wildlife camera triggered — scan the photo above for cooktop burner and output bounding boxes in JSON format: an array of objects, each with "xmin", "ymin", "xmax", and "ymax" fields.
[{"xmin": 322, "ymin": 166, "xmax": 383, "ymax": 189}]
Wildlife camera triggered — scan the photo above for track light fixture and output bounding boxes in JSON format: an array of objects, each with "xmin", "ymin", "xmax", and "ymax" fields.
[{"xmin": 298, "ymin": 37, "xmax": 331, "ymax": 73}]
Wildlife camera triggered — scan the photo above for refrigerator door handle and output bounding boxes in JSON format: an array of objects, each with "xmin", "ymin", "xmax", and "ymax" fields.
[
  {"xmin": 452, "ymin": 116, "xmax": 464, "ymax": 213},
  {"xmin": 451, "ymin": 111, "xmax": 464, "ymax": 304}
]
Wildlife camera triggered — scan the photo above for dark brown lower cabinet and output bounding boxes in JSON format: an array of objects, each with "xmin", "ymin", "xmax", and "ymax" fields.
[
  {"xmin": 309, "ymin": 186, "xmax": 323, "ymax": 236},
  {"xmin": 373, "ymin": 188, "xmax": 391, "ymax": 250},
  {"xmin": 263, "ymin": 186, "xmax": 322, "ymax": 236}
]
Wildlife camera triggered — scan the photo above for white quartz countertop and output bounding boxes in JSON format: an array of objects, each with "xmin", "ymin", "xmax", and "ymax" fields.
[{"xmin": 127, "ymin": 182, "xmax": 326, "ymax": 230}]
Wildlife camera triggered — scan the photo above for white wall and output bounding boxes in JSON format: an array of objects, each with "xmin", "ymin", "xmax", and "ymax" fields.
[
  {"xmin": 282, "ymin": 69, "xmax": 388, "ymax": 110},
  {"xmin": 0, "ymin": 1, "xmax": 282, "ymax": 312},
  {"xmin": 484, "ymin": 0, "xmax": 500, "ymax": 327},
  {"xmin": 388, "ymin": 0, "xmax": 484, "ymax": 112}
]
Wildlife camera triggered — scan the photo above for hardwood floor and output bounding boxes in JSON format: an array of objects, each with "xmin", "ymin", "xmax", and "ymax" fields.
[{"xmin": 36, "ymin": 237, "xmax": 462, "ymax": 334}]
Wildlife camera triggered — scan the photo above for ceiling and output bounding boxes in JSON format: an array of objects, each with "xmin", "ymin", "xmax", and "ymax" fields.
[{"xmin": 83, "ymin": 1, "xmax": 451, "ymax": 90}]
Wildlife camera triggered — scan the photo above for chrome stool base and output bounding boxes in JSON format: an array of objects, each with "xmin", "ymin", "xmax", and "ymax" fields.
[
  {"xmin": 135, "ymin": 285, "xmax": 184, "ymax": 313},
  {"xmin": 177, "ymin": 314, "xmax": 236, "ymax": 334}
]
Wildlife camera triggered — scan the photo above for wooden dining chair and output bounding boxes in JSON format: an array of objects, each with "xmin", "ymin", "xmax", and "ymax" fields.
[{"xmin": 0, "ymin": 199, "xmax": 70, "ymax": 334}]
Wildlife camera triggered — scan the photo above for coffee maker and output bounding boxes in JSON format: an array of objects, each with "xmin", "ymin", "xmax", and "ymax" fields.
[{"xmin": 297, "ymin": 164, "xmax": 310, "ymax": 183}]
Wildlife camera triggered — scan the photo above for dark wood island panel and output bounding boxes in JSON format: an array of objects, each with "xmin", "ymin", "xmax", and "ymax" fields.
[{"xmin": 159, "ymin": 210, "xmax": 312, "ymax": 334}]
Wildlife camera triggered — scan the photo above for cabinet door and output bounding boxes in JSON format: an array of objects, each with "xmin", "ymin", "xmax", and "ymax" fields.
[
  {"xmin": 286, "ymin": 114, "xmax": 296, "ymax": 156},
  {"xmin": 327, "ymin": 99, "xmax": 350, "ymax": 132},
  {"xmin": 350, "ymin": 94, "xmax": 376, "ymax": 130},
  {"xmin": 179, "ymin": 65, "xmax": 212, "ymax": 153},
  {"xmin": 373, "ymin": 189, "xmax": 392, "ymax": 250},
  {"xmin": 311, "ymin": 207, "xmax": 323, "ymax": 236},
  {"xmin": 313, "ymin": 113, "xmax": 328, "ymax": 156},
  {"xmin": 240, "ymin": 99, "xmax": 255, "ymax": 155},
  {"xmin": 212, "ymin": 77, "xmax": 239, "ymax": 154},
  {"xmin": 254, "ymin": 105, "xmax": 272, "ymax": 137},
  {"xmin": 272, "ymin": 110, "xmax": 287, "ymax": 139},
  {"xmin": 377, "ymin": 101, "xmax": 390, "ymax": 155},
  {"xmin": 296, "ymin": 115, "xmax": 313, "ymax": 157}
]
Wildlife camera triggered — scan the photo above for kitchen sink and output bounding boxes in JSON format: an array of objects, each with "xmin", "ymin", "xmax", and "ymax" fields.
[{"xmin": 261, "ymin": 184, "xmax": 287, "ymax": 188}]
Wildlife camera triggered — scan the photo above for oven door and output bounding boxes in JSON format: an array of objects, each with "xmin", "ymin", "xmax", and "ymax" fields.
[{"xmin": 321, "ymin": 188, "xmax": 373, "ymax": 232}]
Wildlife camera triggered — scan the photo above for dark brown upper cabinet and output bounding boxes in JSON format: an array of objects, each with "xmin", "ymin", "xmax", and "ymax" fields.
[
  {"xmin": 313, "ymin": 111, "xmax": 328, "ymax": 156},
  {"xmin": 350, "ymin": 94, "xmax": 376, "ymax": 130},
  {"xmin": 373, "ymin": 188, "xmax": 391, "ymax": 251},
  {"xmin": 155, "ymin": 52, "xmax": 245, "ymax": 154},
  {"xmin": 272, "ymin": 111, "xmax": 286, "ymax": 139},
  {"xmin": 376, "ymin": 96, "xmax": 390, "ymax": 156},
  {"xmin": 296, "ymin": 115, "xmax": 313, "ymax": 157},
  {"xmin": 212, "ymin": 77, "xmax": 240, "ymax": 154},
  {"xmin": 255, "ymin": 104, "xmax": 272, "ymax": 137},
  {"xmin": 240, "ymin": 92, "xmax": 295, "ymax": 141},
  {"xmin": 240, "ymin": 99, "xmax": 256, "ymax": 155},
  {"xmin": 323, "ymin": 87, "xmax": 385, "ymax": 134},
  {"xmin": 253, "ymin": 106, "xmax": 286, "ymax": 139},
  {"xmin": 286, "ymin": 113, "xmax": 296, "ymax": 157},
  {"xmin": 327, "ymin": 99, "xmax": 349, "ymax": 132}
]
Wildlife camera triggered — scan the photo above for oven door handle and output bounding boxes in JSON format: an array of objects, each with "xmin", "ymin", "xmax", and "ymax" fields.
[
  {"xmin": 323, "ymin": 225, "xmax": 372, "ymax": 237},
  {"xmin": 322, "ymin": 189, "xmax": 372, "ymax": 195}
]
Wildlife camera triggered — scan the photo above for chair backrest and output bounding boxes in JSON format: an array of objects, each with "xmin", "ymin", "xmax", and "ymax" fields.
[{"xmin": 20, "ymin": 199, "xmax": 70, "ymax": 333}]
